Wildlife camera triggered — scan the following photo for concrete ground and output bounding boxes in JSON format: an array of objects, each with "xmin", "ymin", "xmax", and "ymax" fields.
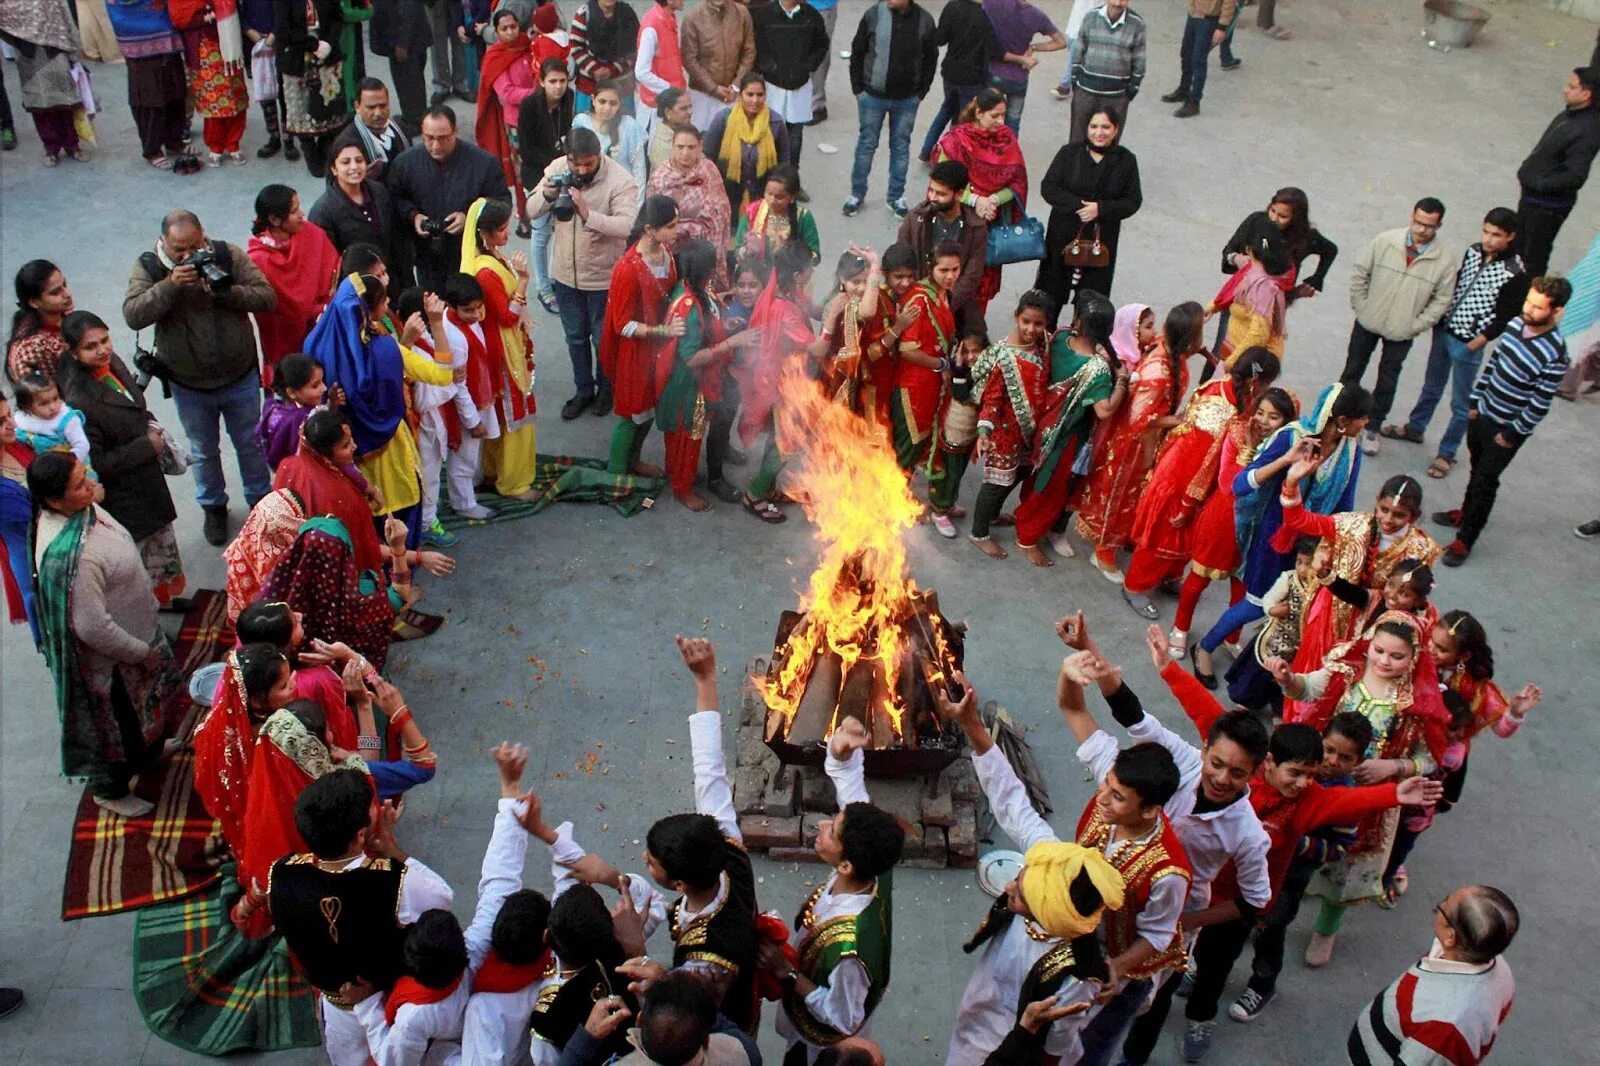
[{"xmin": 2, "ymin": 1, "xmax": 1598, "ymax": 1063}]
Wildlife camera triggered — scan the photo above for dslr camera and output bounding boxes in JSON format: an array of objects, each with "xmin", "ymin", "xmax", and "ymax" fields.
[
  {"xmin": 186, "ymin": 244, "xmax": 234, "ymax": 294},
  {"xmin": 418, "ymin": 216, "xmax": 449, "ymax": 240},
  {"xmin": 547, "ymin": 171, "xmax": 580, "ymax": 222}
]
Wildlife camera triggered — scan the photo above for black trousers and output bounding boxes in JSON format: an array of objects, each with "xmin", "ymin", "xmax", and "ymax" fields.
[
  {"xmin": 704, "ymin": 373, "xmax": 740, "ymax": 482},
  {"xmin": 389, "ymin": 53, "xmax": 430, "ymax": 132},
  {"xmin": 1515, "ymin": 194, "xmax": 1572, "ymax": 280},
  {"xmin": 1183, "ymin": 918, "xmax": 1257, "ymax": 1023},
  {"xmin": 1342, "ymin": 320, "xmax": 1415, "ymax": 426},
  {"xmin": 1247, "ymin": 857, "xmax": 1317, "ymax": 997},
  {"xmin": 1120, "ymin": 966, "xmax": 1184, "ymax": 1064},
  {"xmin": 1457, "ymin": 415, "xmax": 1524, "ymax": 547}
]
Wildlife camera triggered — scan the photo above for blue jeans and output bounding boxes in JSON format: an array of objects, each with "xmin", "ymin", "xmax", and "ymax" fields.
[
  {"xmin": 1055, "ymin": 38, "xmax": 1076, "ymax": 90},
  {"xmin": 851, "ymin": 93, "xmax": 918, "ymax": 202},
  {"xmin": 1178, "ymin": 15, "xmax": 1220, "ymax": 102},
  {"xmin": 918, "ymin": 79, "xmax": 980, "ymax": 161},
  {"xmin": 552, "ymin": 280, "xmax": 610, "ymax": 396},
  {"xmin": 1201, "ymin": 598, "xmax": 1265, "ymax": 654},
  {"xmin": 1077, "ymin": 978, "xmax": 1153, "ymax": 1066},
  {"xmin": 170, "ymin": 369, "xmax": 271, "ymax": 509},
  {"xmin": 529, "ymin": 211, "xmax": 555, "ymax": 295},
  {"xmin": 1219, "ymin": 17, "xmax": 1238, "ymax": 64},
  {"xmin": 1405, "ymin": 327, "xmax": 1480, "ymax": 460},
  {"xmin": 987, "ymin": 73, "xmax": 1028, "ymax": 134}
]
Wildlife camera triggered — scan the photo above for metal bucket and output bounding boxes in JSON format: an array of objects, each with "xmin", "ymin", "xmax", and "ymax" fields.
[{"xmin": 1423, "ymin": 0, "xmax": 1490, "ymax": 49}]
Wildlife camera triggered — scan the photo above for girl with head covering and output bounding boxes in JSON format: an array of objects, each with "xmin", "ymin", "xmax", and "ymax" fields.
[
  {"xmin": 260, "ymin": 514, "xmax": 398, "ymax": 668},
  {"xmin": 475, "ymin": 7, "xmax": 536, "ymax": 233},
  {"xmin": 462, "ymin": 197, "xmax": 541, "ymax": 500},
  {"xmin": 1270, "ymin": 612, "xmax": 1450, "ymax": 967},
  {"xmin": 1071, "ymin": 302, "xmax": 1205, "ymax": 581},
  {"xmin": 1190, "ymin": 382, "xmax": 1371, "ymax": 685},
  {"xmin": 645, "ymin": 124, "xmax": 732, "ymax": 289},
  {"xmin": 222, "ymin": 488, "xmax": 308, "ymax": 623},
  {"xmin": 0, "ymin": 0, "xmax": 86, "ymax": 165},
  {"xmin": 247, "ymin": 184, "xmax": 342, "ymax": 386}
]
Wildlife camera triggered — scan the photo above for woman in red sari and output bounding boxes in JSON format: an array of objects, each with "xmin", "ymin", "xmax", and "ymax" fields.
[
  {"xmin": 1122, "ymin": 347, "xmax": 1281, "ymax": 618},
  {"xmin": 1169, "ymin": 386, "xmax": 1298, "ymax": 658},
  {"xmin": 1072, "ymin": 302, "xmax": 1205, "ymax": 579},
  {"xmin": 475, "ymin": 7, "xmax": 536, "ymax": 231},
  {"xmin": 247, "ymin": 185, "xmax": 341, "ymax": 387},
  {"xmin": 272, "ymin": 410, "xmax": 385, "ymax": 573},
  {"xmin": 936, "ymin": 88, "xmax": 1027, "ymax": 317},
  {"xmin": 600, "ymin": 196, "xmax": 680, "ymax": 478}
]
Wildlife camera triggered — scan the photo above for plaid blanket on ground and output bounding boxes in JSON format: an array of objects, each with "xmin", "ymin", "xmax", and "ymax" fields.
[
  {"xmin": 61, "ymin": 589, "xmax": 232, "ymax": 920},
  {"xmin": 439, "ymin": 453, "xmax": 667, "ymax": 530},
  {"xmin": 134, "ymin": 861, "xmax": 321, "ymax": 1055}
]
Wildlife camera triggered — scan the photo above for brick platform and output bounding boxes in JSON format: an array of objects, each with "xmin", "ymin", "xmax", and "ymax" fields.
[{"xmin": 734, "ymin": 657, "xmax": 981, "ymax": 869}]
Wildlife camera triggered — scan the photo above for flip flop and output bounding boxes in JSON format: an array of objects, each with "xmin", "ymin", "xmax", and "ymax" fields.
[
  {"xmin": 1426, "ymin": 456, "xmax": 1455, "ymax": 479},
  {"xmin": 1378, "ymin": 424, "xmax": 1423, "ymax": 444}
]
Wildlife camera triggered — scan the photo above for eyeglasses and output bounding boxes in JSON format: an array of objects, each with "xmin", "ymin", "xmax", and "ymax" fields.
[{"xmin": 1434, "ymin": 899, "xmax": 1457, "ymax": 932}]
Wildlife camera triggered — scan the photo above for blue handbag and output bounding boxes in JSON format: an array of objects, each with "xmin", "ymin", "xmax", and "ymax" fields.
[{"xmin": 985, "ymin": 215, "xmax": 1046, "ymax": 266}]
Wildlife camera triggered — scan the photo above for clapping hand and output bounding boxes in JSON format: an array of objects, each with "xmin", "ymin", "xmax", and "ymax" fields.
[{"xmin": 1508, "ymin": 683, "xmax": 1541, "ymax": 718}]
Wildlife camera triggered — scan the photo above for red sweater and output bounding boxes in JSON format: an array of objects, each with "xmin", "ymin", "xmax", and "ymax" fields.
[{"xmin": 1159, "ymin": 661, "xmax": 1402, "ymax": 904}]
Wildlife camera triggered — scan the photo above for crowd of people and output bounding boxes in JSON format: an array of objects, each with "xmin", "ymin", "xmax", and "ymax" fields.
[{"xmin": 1, "ymin": 0, "xmax": 1598, "ymax": 1063}]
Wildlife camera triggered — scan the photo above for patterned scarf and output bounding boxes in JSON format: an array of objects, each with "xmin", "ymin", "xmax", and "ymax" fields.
[{"xmin": 0, "ymin": 0, "xmax": 81, "ymax": 53}]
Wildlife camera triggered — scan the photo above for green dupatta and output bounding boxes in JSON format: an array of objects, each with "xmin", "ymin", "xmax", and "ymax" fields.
[{"xmin": 34, "ymin": 505, "xmax": 100, "ymax": 776}]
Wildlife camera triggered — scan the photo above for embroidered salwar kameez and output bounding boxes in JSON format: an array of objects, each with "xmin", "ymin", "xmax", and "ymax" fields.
[
  {"xmin": 889, "ymin": 281, "xmax": 954, "ymax": 474},
  {"xmin": 655, "ymin": 289, "xmax": 726, "ymax": 500},
  {"xmin": 599, "ymin": 242, "xmax": 677, "ymax": 474},
  {"xmin": 463, "ymin": 199, "xmax": 539, "ymax": 498},
  {"xmin": 1012, "ymin": 341, "xmax": 1113, "ymax": 548}
]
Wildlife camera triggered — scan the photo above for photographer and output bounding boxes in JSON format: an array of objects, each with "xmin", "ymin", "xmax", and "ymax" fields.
[
  {"xmin": 123, "ymin": 210, "xmax": 276, "ymax": 547},
  {"xmin": 527, "ymin": 126, "xmax": 640, "ymax": 421},
  {"xmin": 386, "ymin": 105, "xmax": 509, "ymax": 292}
]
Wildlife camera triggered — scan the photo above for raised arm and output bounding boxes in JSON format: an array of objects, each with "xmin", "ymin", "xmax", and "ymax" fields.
[
  {"xmin": 936, "ymin": 671, "xmax": 1059, "ymax": 852},
  {"xmin": 463, "ymin": 743, "xmax": 541, "ymax": 971},
  {"xmin": 678, "ymin": 635, "xmax": 740, "ymax": 841},
  {"xmin": 824, "ymin": 717, "xmax": 871, "ymax": 806}
]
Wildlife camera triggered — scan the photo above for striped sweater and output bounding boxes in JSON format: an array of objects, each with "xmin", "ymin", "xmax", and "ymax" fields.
[
  {"xmin": 1069, "ymin": 5, "xmax": 1146, "ymax": 97},
  {"xmin": 1349, "ymin": 956, "xmax": 1514, "ymax": 1066},
  {"xmin": 1468, "ymin": 316, "xmax": 1568, "ymax": 440}
]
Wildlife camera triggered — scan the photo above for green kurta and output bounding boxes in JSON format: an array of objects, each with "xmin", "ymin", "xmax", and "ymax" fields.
[
  {"xmin": 1031, "ymin": 333, "xmax": 1114, "ymax": 491},
  {"xmin": 656, "ymin": 291, "xmax": 720, "ymax": 436}
]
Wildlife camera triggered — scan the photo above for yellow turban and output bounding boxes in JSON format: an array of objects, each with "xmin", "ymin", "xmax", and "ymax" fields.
[{"xmin": 1020, "ymin": 841, "xmax": 1128, "ymax": 940}]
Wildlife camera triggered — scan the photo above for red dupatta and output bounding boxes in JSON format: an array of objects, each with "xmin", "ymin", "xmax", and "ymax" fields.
[
  {"xmin": 271, "ymin": 440, "xmax": 384, "ymax": 573},
  {"xmin": 192, "ymin": 651, "xmax": 258, "ymax": 858},
  {"xmin": 737, "ymin": 272, "xmax": 813, "ymax": 446},
  {"xmin": 476, "ymin": 34, "xmax": 534, "ymax": 187},
  {"xmin": 247, "ymin": 224, "xmax": 342, "ymax": 380},
  {"xmin": 936, "ymin": 122, "xmax": 1028, "ymax": 206}
]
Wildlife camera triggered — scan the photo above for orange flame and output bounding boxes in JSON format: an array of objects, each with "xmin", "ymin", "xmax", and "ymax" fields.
[{"xmin": 762, "ymin": 362, "xmax": 927, "ymax": 741}]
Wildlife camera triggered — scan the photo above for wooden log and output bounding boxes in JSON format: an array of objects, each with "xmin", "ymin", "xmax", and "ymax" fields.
[{"xmin": 787, "ymin": 650, "xmax": 843, "ymax": 746}]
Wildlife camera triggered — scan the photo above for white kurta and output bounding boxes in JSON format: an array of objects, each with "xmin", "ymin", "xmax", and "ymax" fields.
[
  {"xmin": 945, "ymin": 747, "xmax": 1097, "ymax": 1066},
  {"xmin": 776, "ymin": 749, "xmax": 879, "ymax": 1062}
]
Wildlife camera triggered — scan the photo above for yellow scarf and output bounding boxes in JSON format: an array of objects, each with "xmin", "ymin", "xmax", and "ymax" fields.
[
  {"xmin": 718, "ymin": 105, "xmax": 777, "ymax": 188},
  {"xmin": 1021, "ymin": 841, "xmax": 1127, "ymax": 940},
  {"xmin": 459, "ymin": 197, "xmax": 533, "ymax": 395}
]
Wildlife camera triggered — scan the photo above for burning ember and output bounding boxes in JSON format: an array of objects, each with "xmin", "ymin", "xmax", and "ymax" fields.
[{"xmin": 761, "ymin": 366, "xmax": 965, "ymax": 772}]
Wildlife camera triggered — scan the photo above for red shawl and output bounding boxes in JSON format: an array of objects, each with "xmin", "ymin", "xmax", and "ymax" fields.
[
  {"xmin": 192, "ymin": 651, "xmax": 257, "ymax": 858},
  {"xmin": 600, "ymin": 245, "xmax": 678, "ymax": 419},
  {"xmin": 476, "ymin": 35, "xmax": 534, "ymax": 187},
  {"xmin": 937, "ymin": 122, "xmax": 1028, "ymax": 206},
  {"xmin": 272, "ymin": 440, "xmax": 384, "ymax": 574},
  {"xmin": 237, "ymin": 717, "xmax": 320, "ymax": 894},
  {"xmin": 247, "ymin": 224, "xmax": 342, "ymax": 382},
  {"xmin": 737, "ymin": 272, "xmax": 813, "ymax": 446},
  {"xmin": 472, "ymin": 948, "xmax": 553, "ymax": 994},
  {"xmin": 386, "ymin": 973, "xmax": 464, "ymax": 1026}
]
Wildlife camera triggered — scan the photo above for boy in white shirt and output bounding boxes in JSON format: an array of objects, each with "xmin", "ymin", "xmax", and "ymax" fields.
[{"xmin": 417, "ymin": 275, "xmax": 494, "ymax": 532}]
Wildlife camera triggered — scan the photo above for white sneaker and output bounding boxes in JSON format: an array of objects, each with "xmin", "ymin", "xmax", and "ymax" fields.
[
  {"xmin": 1168, "ymin": 628, "xmax": 1189, "ymax": 659},
  {"xmin": 1361, "ymin": 430, "xmax": 1380, "ymax": 455},
  {"xmin": 1046, "ymin": 530, "xmax": 1076, "ymax": 558},
  {"xmin": 931, "ymin": 512, "xmax": 958, "ymax": 538},
  {"xmin": 456, "ymin": 504, "xmax": 496, "ymax": 521},
  {"xmin": 94, "ymin": 793, "xmax": 155, "ymax": 818}
]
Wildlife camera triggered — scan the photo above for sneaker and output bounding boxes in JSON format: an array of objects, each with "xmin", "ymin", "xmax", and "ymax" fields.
[
  {"xmin": 1046, "ymin": 530, "xmax": 1076, "ymax": 558},
  {"xmin": 454, "ymin": 504, "xmax": 496, "ymax": 521},
  {"xmin": 1360, "ymin": 429, "xmax": 1380, "ymax": 455},
  {"xmin": 1182, "ymin": 1019, "xmax": 1215, "ymax": 1062},
  {"xmin": 1228, "ymin": 987, "xmax": 1274, "ymax": 1023},
  {"xmin": 1575, "ymin": 518, "xmax": 1600, "ymax": 539},
  {"xmin": 1167, "ymin": 628, "xmax": 1188, "ymax": 659},
  {"xmin": 931, "ymin": 512, "xmax": 958, "ymax": 538},
  {"xmin": 421, "ymin": 520, "xmax": 459, "ymax": 547},
  {"xmin": 227, "ymin": 151, "xmax": 248, "ymax": 165},
  {"xmin": 1441, "ymin": 538, "xmax": 1470, "ymax": 567},
  {"xmin": 93, "ymin": 793, "xmax": 156, "ymax": 819},
  {"xmin": 202, "ymin": 505, "xmax": 229, "ymax": 546},
  {"xmin": 1175, "ymin": 969, "xmax": 1195, "ymax": 998},
  {"xmin": 207, "ymin": 152, "xmax": 223, "ymax": 167},
  {"xmin": 889, "ymin": 198, "xmax": 910, "ymax": 218},
  {"xmin": 561, "ymin": 393, "xmax": 591, "ymax": 421},
  {"xmin": 842, "ymin": 197, "xmax": 862, "ymax": 217},
  {"xmin": 0, "ymin": 987, "xmax": 23, "ymax": 1020},
  {"xmin": 1051, "ymin": 85, "xmax": 1070, "ymax": 100},
  {"xmin": 1430, "ymin": 508, "xmax": 1462, "ymax": 528}
]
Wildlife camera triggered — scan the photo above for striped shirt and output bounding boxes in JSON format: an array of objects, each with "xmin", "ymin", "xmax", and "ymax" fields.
[
  {"xmin": 1348, "ymin": 956, "xmax": 1513, "ymax": 1066},
  {"xmin": 1468, "ymin": 316, "xmax": 1568, "ymax": 440},
  {"xmin": 1069, "ymin": 6, "xmax": 1146, "ymax": 97}
]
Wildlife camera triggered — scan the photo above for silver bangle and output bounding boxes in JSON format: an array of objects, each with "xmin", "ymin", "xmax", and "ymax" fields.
[{"xmin": 358, "ymin": 734, "xmax": 382, "ymax": 749}]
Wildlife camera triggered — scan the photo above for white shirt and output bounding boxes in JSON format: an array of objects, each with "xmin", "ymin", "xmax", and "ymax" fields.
[
  {"xmin": 775, "ymin": 750, "xmax": 879, "ymax": 1061},
  {"xmin": 672, "ymin": 709, "xmax": 745, "ymax": 983},
  {"xmin": 944, "ymin": 747, "xmax": 1097, "ymax": 1065},
  {"xmin": 1074, "ymin": 731, "xmax": 1189, "ymax": 956},
  {"xmin": 415, "ymin": 320, "xmax": 483, "ymax": 432},
  {"xmin": 1115, "ymin": 714, "xmax": 1273, "ymax": 914},
  {"xmin": 635, "ymin": 27, "xmax": 668, "ymax": 94},
  {"xmin": 355, "ymin": 801, "xmax": 526, "ymax": 1066}
]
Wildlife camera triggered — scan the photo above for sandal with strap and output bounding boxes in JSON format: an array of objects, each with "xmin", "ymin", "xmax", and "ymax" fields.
[
  {"xmin": 743, "ymin": 495, "xmax": 787, "ymax": 524},
  {"xmin": 1426, "ymin": 455, "xmax": 1455, "ymax": 479},
  {"xmin": 146, "ymin": 154, "xmax": 174, "ymax": 171},
  {"xmin": 1378, "ymin": 424, "xmax": 1424, "ymax": 444}
]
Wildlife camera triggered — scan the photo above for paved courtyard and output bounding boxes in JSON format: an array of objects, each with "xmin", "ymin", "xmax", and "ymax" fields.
[{"xmin": 2, "ymin": 1, "xmax": 1598, "ymax": 1063}]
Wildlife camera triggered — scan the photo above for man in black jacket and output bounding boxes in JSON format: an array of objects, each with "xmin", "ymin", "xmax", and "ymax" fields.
[
  {"xmin": 387, "ymin": 106, "xmax": 511, "ymax": 291},
  {"xmin": 844, "ymin": 0, "xmax": 938, "ymax": 219},
  {"xmin": 370, "ymin": 1, "xmax": 432, "ymax": 136},
  {"xmin": 751, "ymin": 0, "xmax": 829, "ymax": 169},
  {"xmin": 1516, "ymin": 66, "xmax": 1600, "ymax": 277},
  {"xmin": 917, "ymin": 0, "xmax": 998, "ymax": 163}
]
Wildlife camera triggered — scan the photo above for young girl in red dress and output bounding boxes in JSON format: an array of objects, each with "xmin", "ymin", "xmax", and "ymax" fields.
[{"xmin": 600, "ymin": 196, "xmax": 680, "ymax": 477}]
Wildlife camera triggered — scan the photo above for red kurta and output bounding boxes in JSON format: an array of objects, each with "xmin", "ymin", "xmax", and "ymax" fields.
[
  {"xmin": 974, "ymin": 342, "xmax": 1046, "ymax": 471},
  {"xmin": 891, "ymin": 282, "xmax": 955, "ymax": 441},
  {"xmin": 1187, "ymin": 424, "xmax": 1251, "ymax": 579},
  {"xmin": 857, "ymin": 283, "xmax": 901, "ymax": 429},
  {"xmin": 1073, "ymin": 343, "xmax": 1189, "ymax": 551},
  {"xmin": 599, "ymin": 245, "xmax": 678, "ymax": 419},
  {"xmin": 475, "ymin": 266, "xmax": 537, "ymax": 426},
  {"xmin": 1130, "ymin": 379, "xmax": 1240, "ymax": 562}
]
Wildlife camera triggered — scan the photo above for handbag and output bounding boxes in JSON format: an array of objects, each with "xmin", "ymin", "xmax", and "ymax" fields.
[
  {"xmin": 986, "ymin": 215, "xmax": 1046, "ymax": 267},
  {"xmin": 154, "ymin": 423, "xmax": 191, "ymax": 476},
  {"xmin": 251, "ymin": 39, "xmax": 279, "ymax": 102},
  {"xmin": 1062, "ymin": 224, "xmax": 1110, "ymax": 269}
]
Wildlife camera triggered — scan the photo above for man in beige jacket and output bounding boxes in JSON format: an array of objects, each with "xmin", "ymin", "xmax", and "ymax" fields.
[
  {"xmin": 527, "ymin": 127, "xmax": 641, "ymax": 420},
  {"xmin": 682, "ymin": 0, "xmax": 757, "ymax": 129},
  {"xmin": 1341, "ymin": 197, "xmax": 1455, "ymax": 455}
]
